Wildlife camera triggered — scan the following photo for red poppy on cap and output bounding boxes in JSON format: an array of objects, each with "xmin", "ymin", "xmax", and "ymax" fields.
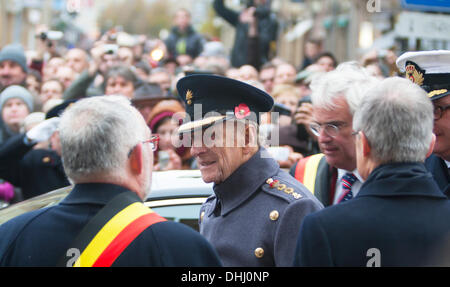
[{"xmin": 235, "ymin": 103, "xmax": 250, "ymax": 119}]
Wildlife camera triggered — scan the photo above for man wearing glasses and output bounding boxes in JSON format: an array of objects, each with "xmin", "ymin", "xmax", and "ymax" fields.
[
  {"xmin": 0, "ymin": 96, "xmax": 222, "ymax": 267},
  {"xmin": 396, "ymin": 50, "xmax": 450, "ymax": 199},
  {"xmin": 290, "ymin": 63, "xmax": 379, "ymax": 206},
  {"xmin": 294, "ymin": 77, "xmax": 450, "ymax": 267}
]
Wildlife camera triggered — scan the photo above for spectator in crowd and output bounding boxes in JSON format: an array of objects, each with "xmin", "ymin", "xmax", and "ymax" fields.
[
  {"xmin": 272, "ymin": 84, "xmax": 300, "ymax": 123},
  {"xmin": 0, "ymin": 115, "xmax": 68, "ymax": 200},
  {"xmin": 56, "ymin": 66, "xmax": 77, "ymax": 91},
  {"xmin": 313, "ymin": 52, "xmax": 338, "ymax": 72},
  {"xmin": 134, "ymin": 60, "xmax": 152, "ymax": 82},
  {"xmin": 300, "ymin": 38, "xmax": 323, "ymax": 70},
  {"xmin": 26, "ymin": 69, "xmax": 42, "ymax": 98},
  {"xmin": 165, "ymin": 8, "xmax": 205, "ymax": 64},
  {"xmin": 148, "ymin": 99, "xmax": 191, "ymax": 171},
  {"xmin": 0, "ymin": 44, "xmax": 28, "ymax": 91},
  {"xmin": 194, "ymin": 41, "xmax": 230, "ymax": 72},
  {"xmin": 104, "ymin": 65, "xmax": 139, "ymax": 100},
  {"xmin": 63, "ymin": 43, "xmax": 120, "ymax": 100},
  {"xmin": 397, "ymin": 50, "xmax": 450, "ymax": 198},
  {"xmin": 131, "ymin": 83, "xmax": 166, "ymax": 123},
  {"xmin": 259, "ymin": 62, "xmax": 276, "ymax": 94},
  {"xmin": 274, "ymin": 63, "xmax": 297, "ymax": 85},
  {"xmin": 39, "ymin": 79, "xmax": 64, "ymax": 107},
  {"xmin": 65, "ymin": 48, "xmax": 89, "ymax": 75},
  {"xmin": 177, "ymin": 74, "xmax": 322, "ymax": 266},
  {"xmin": 42, "ymin": 57, "xmax": 65, "ymax": 82},
  {"xmin": 290, "ymin": 62, "xmax": 379, "ymax": 206},
  {"xmin": 0, "ymin": 86, "xmax": 34, "ymax": 145},
  {"xmin": 238, "ymin": 65, "xmax": 259, "ymax": 82},
  {"xmin": 294, "ymin": 77, "xmax": 450, "ymax": 267},
  {"xmin": 213, "ymin": 0, "xmax": 278, "ymax": 69},
  {"xmin": 0, "ymin": 95, "xmax": 222, "ymax": 267},
  {"xmin": 118, "ymin": 46, "xmax": 135, "ymax": 67},
  {"xmin": 149, "ymin": 68, "xmax": 173, "ymax": 97}
]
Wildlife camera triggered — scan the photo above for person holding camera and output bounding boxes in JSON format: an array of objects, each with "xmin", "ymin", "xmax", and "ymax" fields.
[
  {"xmin": 213, "ymin": 0, "xmax": 278, "ymax": 69},
  {"xmin": 63, "ymin": 42, "xmax": 120, "ymax": 100}
]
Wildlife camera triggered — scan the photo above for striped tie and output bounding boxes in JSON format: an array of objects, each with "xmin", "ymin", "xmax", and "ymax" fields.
[{"xmin": 338, "ymin": 173, "xmax": 357, "ymax": 203}]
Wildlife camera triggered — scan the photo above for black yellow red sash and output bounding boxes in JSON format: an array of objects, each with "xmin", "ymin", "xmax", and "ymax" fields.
[
  {"xmin": 63, "ymin": 191, "xmax": 166, "ymax": 267},
  {"xmin": 294, "ymin": 153, "xmax": 325, "ymax": 194}
]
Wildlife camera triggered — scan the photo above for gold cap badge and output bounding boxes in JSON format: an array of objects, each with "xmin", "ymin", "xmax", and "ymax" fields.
[
  {"xmin": 405, "ymin": 63, "xmax": 424, "ymax": 86},
  {"xmin": 186, "ymin": 90, "xmax": 193, "ymax": 105}
]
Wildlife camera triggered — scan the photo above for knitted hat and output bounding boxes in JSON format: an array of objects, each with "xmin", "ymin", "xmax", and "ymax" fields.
[
  {"xmin": 0, "ymin": 44, "xmax": 28, "ymax": 73},
  {"xmin": 0, "ymin": 85, "xmax": 34, "ymax": 112}
]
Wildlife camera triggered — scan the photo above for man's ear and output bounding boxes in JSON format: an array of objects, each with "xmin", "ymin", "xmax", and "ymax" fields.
[
  {"xmin": 426, "ymin": 133, "xmax": 436, "ymax": 158},
  {"xmin": 129, "ymin": 143, "xmax": 143, "ymax": 175},
  {"xmin": 360, "ymin": 132, "xmax": 371, "ymax": 157}
]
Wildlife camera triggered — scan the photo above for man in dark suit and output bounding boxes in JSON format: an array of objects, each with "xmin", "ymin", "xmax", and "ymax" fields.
[
  {"xmin": 396, "ymin": 50, "xmax": 450, "ymax": 198},
  {"xmin": 290, "ymin": 63, "xmax": 379, "ymax": 206},
  {"xmin": 0, "ymin": 95, "xmax": 222, "ymax": 267},
  {"xmin": 293, "ymin": 77, "xmax": 450, "ymax": 267}
]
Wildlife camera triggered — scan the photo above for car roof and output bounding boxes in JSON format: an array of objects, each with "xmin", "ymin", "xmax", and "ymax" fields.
[{"xmin": 147, "ymin": 170, "xmax": 213, "ymax": 200}]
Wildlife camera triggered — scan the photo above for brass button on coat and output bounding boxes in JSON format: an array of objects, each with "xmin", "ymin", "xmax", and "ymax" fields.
[
  {"xmin": 254, "ymin": 247, "xmax": 265, "ymax": 258},
  {"xmin": 269, "ymin": 210, "xmax": 279, "ymax": 221}
]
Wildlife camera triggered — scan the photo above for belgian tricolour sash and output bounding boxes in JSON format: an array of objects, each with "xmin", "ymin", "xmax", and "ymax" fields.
[{"xmin": 62, "ymin": 191, "xmax": 166, "ymax": 267}]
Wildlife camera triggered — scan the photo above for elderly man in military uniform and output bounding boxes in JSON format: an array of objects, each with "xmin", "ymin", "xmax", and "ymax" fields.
[
  {"xmin": 396, "ymin": 50, "xmax": 450, "ymax": 198},
  {"xmin": 176, "ymin": 74, "xmax": 323, "ymax": 267}
]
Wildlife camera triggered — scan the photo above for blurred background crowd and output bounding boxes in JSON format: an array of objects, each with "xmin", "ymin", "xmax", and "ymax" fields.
[{"xmin": 0, "ymin": 0, "xmax": 445, "ymax": 205}]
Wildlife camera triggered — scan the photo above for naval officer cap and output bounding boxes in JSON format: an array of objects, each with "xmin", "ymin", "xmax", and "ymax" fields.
[
  {"xmin": 176, "ymin": 74, "xmax": 274, "ymax": 134},
  {"xmin": 396, "ymin": 50, "xmax": 450, "ymax": 101}
]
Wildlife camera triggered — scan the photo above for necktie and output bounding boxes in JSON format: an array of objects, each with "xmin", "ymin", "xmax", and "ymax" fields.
[{"xmin": 338, "ymin": 173, "xmax": 357, "ymax": 203}]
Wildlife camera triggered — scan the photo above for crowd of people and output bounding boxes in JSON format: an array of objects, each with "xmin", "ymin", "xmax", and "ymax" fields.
[{"xmin": 0, "ymin": 2, "xmax": 450, "ymax": 267}]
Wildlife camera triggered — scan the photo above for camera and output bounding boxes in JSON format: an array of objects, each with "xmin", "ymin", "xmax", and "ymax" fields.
[
  {"xmin": 103, "ymin": 44, "xmax": 119, "ymax": 55},
  {"xmin": 296, "ymin": 96, "xmax": 312, "ymax": 140},
  {"xmin": 38, "ymin": 31, "xmax": 63, "ymax": 48}
]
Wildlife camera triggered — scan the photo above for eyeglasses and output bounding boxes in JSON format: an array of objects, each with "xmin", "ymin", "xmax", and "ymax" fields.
[
  {"xmin": 128, "ymin": 134, "xmax": 160, "ymax": 157},
  {"xmin": 433, "ymin": 104, "xmax": 450, "ymax": 120},
  {"xmin": 309, "ymin": 122, "xmax": 348, "ymax": 138}
]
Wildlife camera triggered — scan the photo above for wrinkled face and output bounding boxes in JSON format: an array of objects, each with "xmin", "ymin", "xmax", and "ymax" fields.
[
  {"xmin": 0, "ymin": 60, "xmax": 27, "ymax": 87},
  {"xmin": 2, "ymin": 98, "xmax": 30, "ymax": 130},
  {"xmin": 190, "ymin": 122, "xmax": 247, "ymax": 184},
  {"xmin": 105, "ymin": 76, "xmax": 135, "ymax": 99},
  {"xmin": 432, "ymin": 95, "xmax": 450, "ymax": 161},
  {"xmin": 312, "ymin": 96, "xmax": 356, "ymax": 171}
]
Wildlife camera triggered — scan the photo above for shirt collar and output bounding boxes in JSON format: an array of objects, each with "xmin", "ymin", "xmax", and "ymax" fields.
[
  {"xmin": 211, "ymin": 147, "xmax": 279, "ymax": 216},
  {"xmin": 337, "ymin": 168, "xmax": 364, "ymax": 183}
]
